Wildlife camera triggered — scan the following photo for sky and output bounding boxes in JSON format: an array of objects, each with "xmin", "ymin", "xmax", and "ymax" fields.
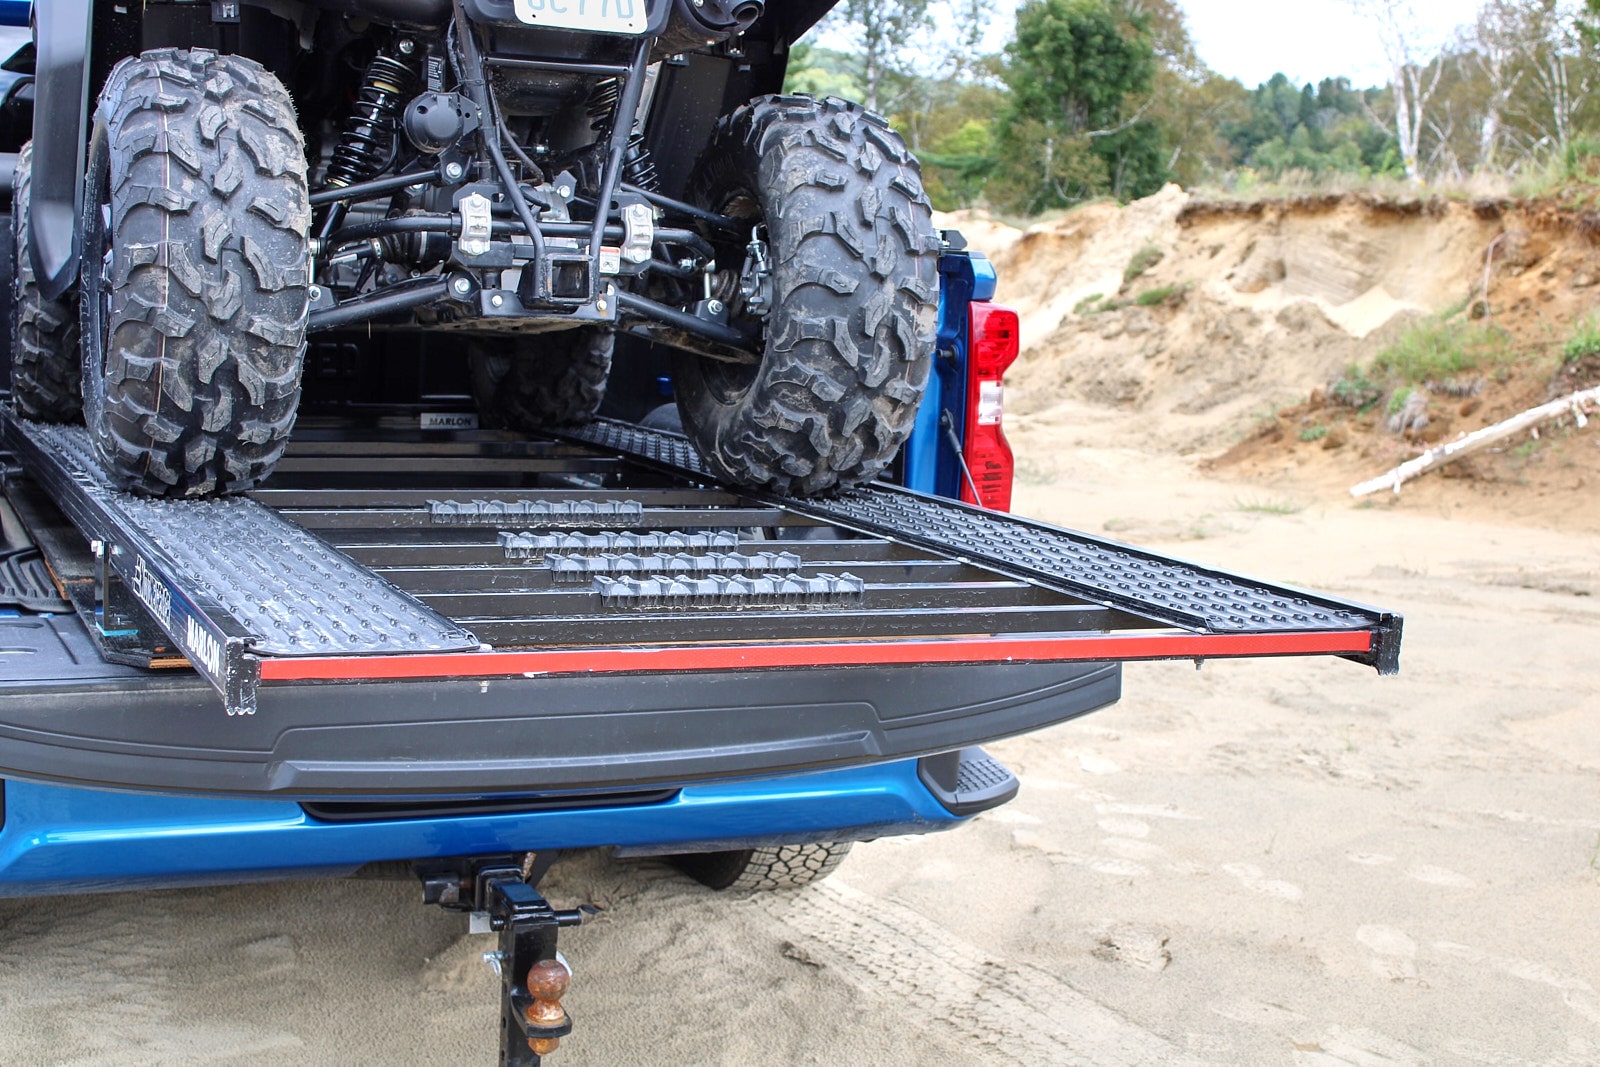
[
  {"xmin": 1182, "ymin": 0, "xmax": 1482, "ymax": 87},
  {"xmin": 819, "ymin": 0, "xmax": 1488, "ymax": 92},
  {"xmin": 0, "ymin": 2, "xmax": 1484, "ymax": 95}
]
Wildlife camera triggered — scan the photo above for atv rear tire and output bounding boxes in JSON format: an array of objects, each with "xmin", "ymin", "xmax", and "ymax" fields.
[
  {"xmin": 468, "ymin": 328, "xmax": 613, "ymax": 431},
  {"xmin": 674, "ymin": 95, "xmax": 939, "ymax": 496},
  {"xmin": 80, "ymin": 49, "xmax": 310, "ymax": 497},
  {"xmin": 11, "ymin": 142, "xmax": 82, "ymax": 422},
  {"xmin": 673, "ymin": 842, "xmax": 853, "ymax": 892}
]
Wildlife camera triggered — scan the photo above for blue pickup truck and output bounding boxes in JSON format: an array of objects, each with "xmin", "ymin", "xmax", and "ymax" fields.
[{"xmin": 0, "ymin": 3, "xmax": 1400, "ymax": 1062}]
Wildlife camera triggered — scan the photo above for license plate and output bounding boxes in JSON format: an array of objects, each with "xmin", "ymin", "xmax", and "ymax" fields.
[{"xmin": 513, "ymin": 0, "xmax": 648, "ymax": 34}]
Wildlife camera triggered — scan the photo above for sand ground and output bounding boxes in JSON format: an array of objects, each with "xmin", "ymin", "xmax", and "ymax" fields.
[{"xmin": 1, "ymin": 404, "xmax": 1596, "ymax": 1066}]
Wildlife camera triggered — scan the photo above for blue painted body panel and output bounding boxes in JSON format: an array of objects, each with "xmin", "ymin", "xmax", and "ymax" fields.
[
  {"xmin": 0, "ymin": 251, "xmax": 990, "ymax": 896},
  {"xmin": 0, "ymin": 762, "xmax": 961, "ymax": 896},
  {"xmin": 0, "ymin": 1, "xmax": 27, "ymax": 29},
  {"xmin": 902, "ymin": 250, "xmax": 990, "ymax": 498}
]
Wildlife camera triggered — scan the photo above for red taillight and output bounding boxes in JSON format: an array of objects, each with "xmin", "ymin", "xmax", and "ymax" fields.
[{"xmin": 962, "ymin": 303, "xmax": 1019, "ymax": 511}]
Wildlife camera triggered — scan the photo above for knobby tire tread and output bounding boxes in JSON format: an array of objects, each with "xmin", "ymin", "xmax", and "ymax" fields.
[
  {"xmin": 87, "ymin": 49, "xmax": 310, "ymax": 497},
  {"xmin": 675, "ymin": 841, "xmax": 853, "ymax": 892},
  {"xmin": 11, "ymin": 142, "xmax": 83, "ymax": 422},
  {"xmin": 676, "ymin": 95, "xmax": 940, "ymax": 496},
  {"xmin": 469, "ymin": 328, "xmax": 614, "ymax": 431}
]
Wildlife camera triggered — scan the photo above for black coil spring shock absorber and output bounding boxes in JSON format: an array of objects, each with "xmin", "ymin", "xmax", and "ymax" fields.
[
  {"xmin": 586, "ymin": 77, "xmax": 659, "ymax": 190},
  {"xmin": 325, "ymin": 54, "xmax": 414, "ymax": 188},
  {"xmin": 621, "ymin": 133, "xmax": 659, "ymax": 190},
  {"xmin": 585, "ymin": 77, "xmax": 621, "ymax": 130}
]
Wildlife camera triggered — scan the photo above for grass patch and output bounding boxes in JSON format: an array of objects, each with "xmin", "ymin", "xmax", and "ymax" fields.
[
  {"xmin": 1331, "ymin": 312, "xmax": 1514, "ymax": 423},
  {"xmin": 1372, "ymin": 316, "xmax": 1512, "ymax": 384},
  {"xmin": 1134, "ymin": 283, "xmax": 1185, "ymax": 307},
  {"xmin": 1232, "ymin": 496, "xmax": 1302, "ymax": 515},
  {"xmin": 1564, "ymin": 312, "xmax": 1600, "ymax": 363},
  {"xmin": 1299, "ymin": 424, "xmax": 1329, "ymax": 442},
  {"xmin": 1510, "ymin": 137, "xmax": 1600, "ymax": 202},
  {"xmin": 1193, "ymin": 168, "xmax": 1509, "ymax": 202},
  {"xmin": 1123, "ymin": 244, "xmax": 1163, "ymax": 284},
  {"xmin": 1385, "ymin": 385, "xmax": 1415, "ymax": 416},
  {"xmin": 1073, "ymin": 293, "xmax": 1106, "ymax": 316}
]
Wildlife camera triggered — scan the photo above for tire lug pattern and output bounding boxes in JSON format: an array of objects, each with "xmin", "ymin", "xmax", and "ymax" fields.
[
  {"xmin": 468, "ymin": 329, "xmax": 615, "ymax": 432},
  {"xmin": 11, "ymin": 148, "xmax": 84, "ymax": 422},
  {"xmin": 673, "ymin": 95, "xmax": 939, "ymax": 497},
  {"xmin": 83, "ymin": 49, "xmax": 309, "ymax": 497}
]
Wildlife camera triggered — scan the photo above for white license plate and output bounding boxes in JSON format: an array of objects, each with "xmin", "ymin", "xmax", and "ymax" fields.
[{"xmin": 513, "ymin": 0, "xmax": 648, "ymax": 34}]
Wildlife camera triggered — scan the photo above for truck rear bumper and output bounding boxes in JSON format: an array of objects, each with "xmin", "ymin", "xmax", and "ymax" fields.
[
  {"xmin": 0, "ymin": 758, "xmax": 976, "ymax": 897},
  {"xmin": 0, "ymin": 610, "xmax": 1119, "ymax": 796}
]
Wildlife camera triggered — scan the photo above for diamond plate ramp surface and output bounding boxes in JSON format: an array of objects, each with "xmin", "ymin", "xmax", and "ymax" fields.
[
  {"xmin": 566, "ymin": 419, "xmax": 1392, "ymax": 640},
  {"xmin": 6, "ymin": 419, "xmax": 477, "ymax": 656}
]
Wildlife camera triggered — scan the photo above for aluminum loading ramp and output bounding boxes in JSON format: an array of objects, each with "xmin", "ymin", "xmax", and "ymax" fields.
[
  {"xmin": 567, "ymin": 420, "xmax": 1402, "ymax": 670},
  {"xmin": 2, "ymin": 414, "xmax": 1401, "ymax": 716},
  {"xmin": 0, "ymin": 413, "xmax": 1400, "ymax": 796}
]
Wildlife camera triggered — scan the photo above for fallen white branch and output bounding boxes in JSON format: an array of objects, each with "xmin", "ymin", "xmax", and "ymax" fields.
[{"xmin": 1350, "ymin": 383, "xmax": 1600, "ymax": 498}]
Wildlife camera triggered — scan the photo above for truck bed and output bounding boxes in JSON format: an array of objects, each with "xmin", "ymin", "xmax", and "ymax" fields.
[{"xmin": 0, "ymin": 412, "xmax": 1400, "ymax": 799}]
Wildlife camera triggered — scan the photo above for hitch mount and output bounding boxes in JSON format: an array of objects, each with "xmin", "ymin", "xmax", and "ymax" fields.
[{"xmin": 419, "ymin": 856, "xmax": 597, "ymax": 1065}]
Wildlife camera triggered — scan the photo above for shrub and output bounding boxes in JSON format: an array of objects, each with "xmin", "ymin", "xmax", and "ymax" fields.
[
  {"xmin": 1564, "ymin": 311, "xmax": 1600, "ymax": 363},
  {"xmin": 1135, "ymin": 284, "xmax": 1184, "ymax": 307},
  {"xmin": 1373, "ymin": 317, "xmax": 1510, "ymax": 384},
  {"xmin": 1123, "ymin": 244, "xmax": 1163, "ymax": 284},
  {"xmin": 1330, "ymin": 365, "xmax": 1382, "ymax": 410}
]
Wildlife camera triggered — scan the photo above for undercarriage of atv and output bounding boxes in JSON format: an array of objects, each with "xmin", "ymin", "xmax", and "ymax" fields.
[
  {"xmin": 304, "ymin": 12, "xmax": 751, "ymax": 351},
  {"xmin": 14, "ymin": 0, "xmax": 941, "ymax": 499}
]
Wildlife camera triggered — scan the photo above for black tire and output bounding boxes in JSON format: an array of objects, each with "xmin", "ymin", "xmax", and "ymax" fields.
[
  {"xmin": 80, "ymin": 49, "xmax": 310, "ymax": 497},
  {"xmin": 673, "ymin": 842, "xmax": 853, "ymax": 892},
  {"xmin": 12, "ymin": 142, "xmax": 82, "ymax": 422},
  {"xmin": 674, "ymin": 95, "xmax": 939, "ymax": 496},
  {"xmin": 468, "ymin": 328, "xmax": 613, "ymax": 431}
]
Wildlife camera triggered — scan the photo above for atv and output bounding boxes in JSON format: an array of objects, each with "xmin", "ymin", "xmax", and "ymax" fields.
[{"xmin": 14, "ymin": 0, "xmax": 937, "ymax": 498}]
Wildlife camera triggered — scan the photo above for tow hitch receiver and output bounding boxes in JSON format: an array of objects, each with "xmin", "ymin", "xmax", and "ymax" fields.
[{"xmin": 419, "ymin": 857, "xmax": 597, "ymax": 1065}]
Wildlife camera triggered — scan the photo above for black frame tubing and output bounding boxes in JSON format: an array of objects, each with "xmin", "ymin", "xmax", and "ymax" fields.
[
  {"xmin": 622, "ymin": 182, "xmax": 740, "ymax": 232},
  {"xmin": 617, "ymin": 291, "xmax": 759, "ymax": 350},
  {"xmin": 320, "ymin": 215, "xmax": 710, "ymax": 253},
  {"xmin": 586, "ymin": 41, "xmax": 653, "ymax": 292},
  {"xmin": 310, "ymin": 166, "xmax": 444, "ymax": 208},
  {"xmin": 309, "ymin": 278, "xmax": 453, "ymax": 332},
  {"xmin": 452, "ymin": 10, "xmax": 549, "ymax": 273}
]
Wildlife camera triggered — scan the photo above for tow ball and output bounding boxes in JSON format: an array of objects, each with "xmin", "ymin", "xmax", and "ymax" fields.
[{"xmin": 418, "ymin": 856, "xmax": 597, "ymax": 1065}]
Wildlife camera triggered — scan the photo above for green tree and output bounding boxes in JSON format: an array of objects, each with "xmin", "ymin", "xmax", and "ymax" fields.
[
  {"xmin": 782, "ymin": 43, "xmax": 864, "ymax": 99},
  {"xmin": 990, "ymin": 0, "xmax": 1167, "ymax": 212},
  {"xmin": 920, "ymin": 117, "xmax": 998, "ymax": 208},
  {"xmin": 1150, "ymin": 67, "xmax": 1251, "ymax": 184},
  {"xmin": 1216, "ymin": 73, "xmax": 1400, "ymax": 181}
]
